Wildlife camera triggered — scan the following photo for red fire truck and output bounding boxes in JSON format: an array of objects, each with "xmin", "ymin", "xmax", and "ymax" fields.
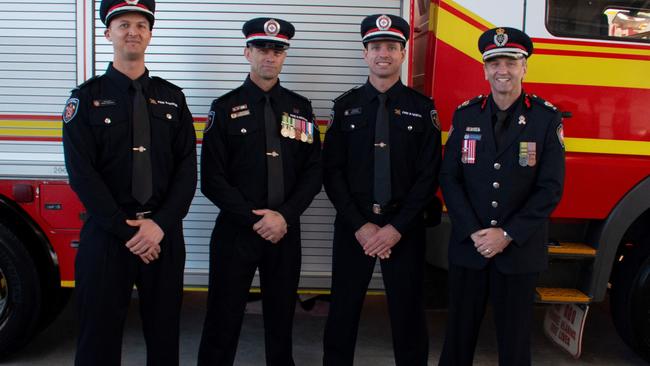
[{"xmin": 0, "ymin": 0, "xmax": 648, "ymax": 360}]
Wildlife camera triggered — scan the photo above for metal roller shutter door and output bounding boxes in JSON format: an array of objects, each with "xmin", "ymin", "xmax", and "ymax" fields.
[
  {"xmin": 0, "ymin": 0, "xmax": 76, "ymax": 115},
  {"xmin": 94, "ymin": 0, "xmax": 403, "ymax": 289},
  {"xmin": 0, "ymin": 1, "xmax": 75, "ymax": 180}
]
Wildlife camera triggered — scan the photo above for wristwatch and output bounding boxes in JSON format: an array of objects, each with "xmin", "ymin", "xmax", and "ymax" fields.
[{"xmin": 503, "ymin": 230, "xmax": 513, "ymax": 242}]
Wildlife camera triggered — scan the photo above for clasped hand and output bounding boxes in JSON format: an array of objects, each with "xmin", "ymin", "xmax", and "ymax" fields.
[
  {"xmin": 252, "ymin": 209, "xmax": 288, "ymax": 244},
  {"xmin": 471, "ymin": 228, "xmax": 511, "ymax": 258},
  {"xmin": 355, "ymin": 223, "xmax": 401, "ymax": 260},
  {"xmin": 125, "ymin": 219, "xmax": 164, "ymax": 264}
]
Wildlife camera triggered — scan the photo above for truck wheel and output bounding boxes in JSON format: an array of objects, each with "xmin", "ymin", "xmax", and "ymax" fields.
[
  {"xmin": 610, "ymin": 237, "xmax": 650, "ymax": 362},
  {"xmin": 0, "ymin": 223, "xmax": 41, "ymax": 357}
]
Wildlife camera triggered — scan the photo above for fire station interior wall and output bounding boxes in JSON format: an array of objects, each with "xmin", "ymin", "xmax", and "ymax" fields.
[
  {"xmin": 0, "ymin": 0, "xmax": 76, "ymax": 115},
  {"xmin": 93, "ymin": 0, "xmax": 403, "ymax": 289}
]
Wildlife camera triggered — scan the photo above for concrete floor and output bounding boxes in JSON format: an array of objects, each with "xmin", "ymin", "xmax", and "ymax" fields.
[{"xmin": 1, "ymin": 291, "xmax": 647, "ymax": 365}]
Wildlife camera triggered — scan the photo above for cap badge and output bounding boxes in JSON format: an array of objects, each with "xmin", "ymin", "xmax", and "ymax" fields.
[
  {"xmin": 376, "ymin": 15, "xmax": 392, "ymax": 31},
  {"xmin": 494, "ymin": 28, "xmax": 508, "ymax": 47},
  {"xmin": 125, "ymin": 0, "xmax": 139, "ymax": 5},
  {"xmin": 264, "ymin": 19, "xmax": 280, "ymax": 36}
]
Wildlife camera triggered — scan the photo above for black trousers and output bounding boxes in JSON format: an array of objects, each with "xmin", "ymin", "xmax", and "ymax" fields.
[
  {"xmin": 74, "ymin": 217, "xmax": 186, "ymax": 366},
  {"xmin": 323, "ymin": 219, "xmax": 429, "ymax": 366},
  {"xmin": 439, "ymin": 261, "xmax": 538, "ymax": 366},
  {"xmin": 197, "ymin": 218, "xmax": 301, "ymax": 366}
]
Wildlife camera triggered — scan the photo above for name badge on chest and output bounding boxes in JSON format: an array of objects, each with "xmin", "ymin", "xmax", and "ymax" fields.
[{"xmin": 230, "ymin": 104, "xmax": 250, "ymax": 119}]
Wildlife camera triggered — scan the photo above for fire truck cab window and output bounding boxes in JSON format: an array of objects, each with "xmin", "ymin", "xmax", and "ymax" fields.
[{"xmin": 546, "ymin": 0, "xmax": 650, "ymax": 42}]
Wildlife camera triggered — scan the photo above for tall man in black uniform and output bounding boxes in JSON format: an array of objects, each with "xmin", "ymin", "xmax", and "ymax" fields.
[
  {"xmin": 197, "ymin": 17, "xmax": 322, "ymax": 366},
  {"xmin": 438, "ymin": 27, "xmax": 565, "ymax": 366},
  {"xmin": 62, "ymin": 1, "xmax": 197, "ymax": 365},
  {"xmin": 322, "ymin": 14, "xmax": 441, "ymax": 366}
]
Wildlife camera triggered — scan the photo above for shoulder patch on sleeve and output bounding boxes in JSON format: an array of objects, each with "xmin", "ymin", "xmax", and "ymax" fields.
[
  {"xmin": 151, "ymin": 76, "xmax": 182, "ymax": 90},
  {"xmin": 430, "ymin": 109, "xmax": 440, "ymax": 131},
  {"xmin": 326, "ymin": 109, "xmax": 335, "ymax": 132},
  {"xmin": 333, "ymin": 86, "xmax": 361, "ymax": 103},
  {"xmin": 556, "ymin": 123, "xmax": 565, "ymax": 149},
  {"xmin": 62, "ymin": 97, "xmax": 79, "ymax": 123},
  {"xmin": 530, "ymin": 94, "xmax": 558, "ymax": 111},
  {"xmin": 456, "ymin": 95, "xmax": 484, "ymax": 110},
  {"xmin": 204, "ymin": 110, "xmax": 216, "ymax": 133}
]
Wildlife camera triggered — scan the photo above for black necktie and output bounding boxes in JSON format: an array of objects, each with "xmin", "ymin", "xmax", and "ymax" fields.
[
  {"xmin": 494, "ymin": 110, "xmax": 509, "ymax": 151},
  {"xmin": 374, "ymin": 93, "xmax": 391, "ymax": 205},
  {"xmin": 264, "ymin": 94, "xmax": 284, "ymax": 209},
  {"xmin": 131, "ymin": 80, "xmax": 152, "ymax": 205}
]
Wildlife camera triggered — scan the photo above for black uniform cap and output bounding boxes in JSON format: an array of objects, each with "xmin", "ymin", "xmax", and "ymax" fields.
[
  {"xmin": 242, "ymin": 17, "xmax": 295, "ymax": 50},
  {"xmin": 478, "ymin": 27, "xmax": 533, "ymax": 61},
  {"xmin": 100, "ymin": 0, "xmax": 155, "ymax": 29},
  {"xmin": 360, "ymin": 14, "xmax": 410, "ymax": 45}
]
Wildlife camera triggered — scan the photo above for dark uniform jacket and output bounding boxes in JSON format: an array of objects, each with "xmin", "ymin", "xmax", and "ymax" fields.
[
  {"xmin": 440, "ymin": 93, "xmax": 565, "ymax": 274},
  {"xmin": 323, "ymin": 80, "xmax": 441, "ymax": 234},
  {"xmin": 201, "ymin": 76, "xmax": 322, "ymax": 228},
  {"xmin": 63, "ymin": 63, "xmax": 198, "ymax": 241}
]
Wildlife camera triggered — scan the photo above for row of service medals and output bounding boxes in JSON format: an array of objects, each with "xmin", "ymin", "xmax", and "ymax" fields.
[{"xmin": 281, "ymin": 113, "xmax": 314, "ymax": 144}]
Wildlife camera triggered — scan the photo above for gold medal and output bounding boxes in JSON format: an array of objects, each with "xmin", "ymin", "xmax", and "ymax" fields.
[
  {"xmin": 307, "ymin": 134, "xmax": 314, "ymax": 144},
  {"xmin": 288, "ymin": 115, "xmax": 296, "ymax": 139},
  {"xmin": 280, "ymin": 114, "xmax": 290, "ymax": 137},
  {"xmin": 280, "ymin": 116, "xmax": 287, "ymax": 136},
  {"xmin": 300, "ymin": 132, "xmax": 308, "ymax": 142}
]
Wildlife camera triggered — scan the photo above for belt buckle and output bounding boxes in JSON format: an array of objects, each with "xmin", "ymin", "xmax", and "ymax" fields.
[
  {"xmin": 372, "ymin": 203, "xmax": 383, "ymax": 215},
  {"xmin": 135, "ymin": 210, "xmax": 151, "ymax": 220}
]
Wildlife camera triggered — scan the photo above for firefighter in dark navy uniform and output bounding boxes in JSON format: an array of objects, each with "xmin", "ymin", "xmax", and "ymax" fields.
[
  {"xmin": 438, "ymin": 27, "xmax": 565, "ymax": 366},
  {"xmin": 62, "ymin": 0, "xmax": 197, "ymax": 365},
  {"xmin": 322, "ymin": 14, "xmax": 441, "ymax": 366},
  {"xmin": 197, "ymin": 17, "xmax": 322, "ymax": 366}
]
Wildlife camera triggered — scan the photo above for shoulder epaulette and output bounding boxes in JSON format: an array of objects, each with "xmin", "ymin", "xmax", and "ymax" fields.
[
  {"xmin": 529, "ymin": 94, "xmax": 558, "ymax": 111},
  {"xmin": 283, "ymin": 87, "xmax": 310, "ymax": 103},
  {"xmin": 214, "ymin": 87, "xmax": 241, "ymax": 103},
  {"xmin": 456, "ymin": 94, "xmax": 485, "ymax": 110},
  {"xmin": 72, "ymin": 75, "xmax": 102, "ymax": 92},
  {"xmin": 333, "ymin": 86, "xmax": 361, "ymax": 103},
  {"xmin": 407, "ymin": 86, "xmax": 434, "ymax": 103},
  {"xmin": 151, "ymin": 76, "xmax": 182, "ymax": 91}
]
